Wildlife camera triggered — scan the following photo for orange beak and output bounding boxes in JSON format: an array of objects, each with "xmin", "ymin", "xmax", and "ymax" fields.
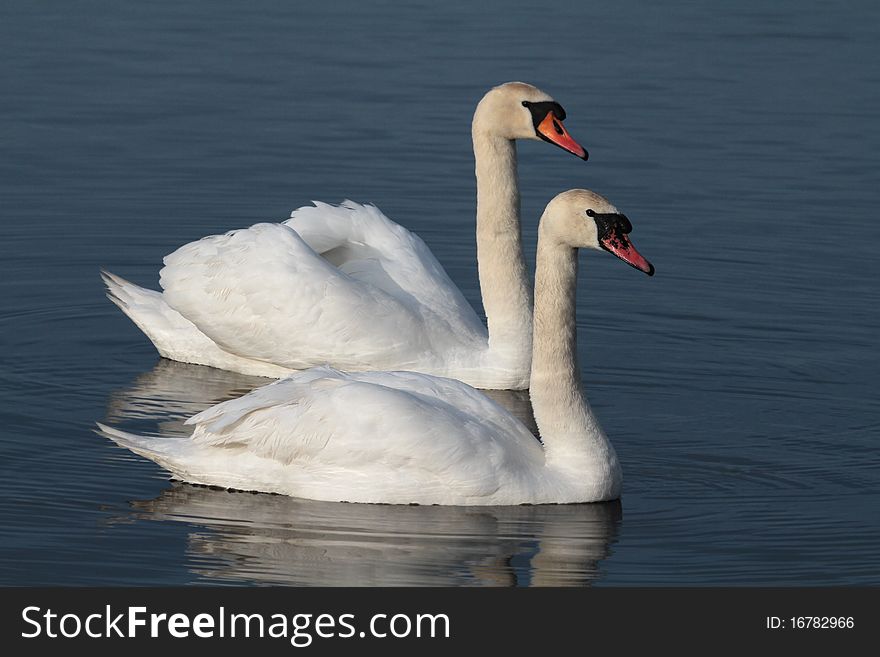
[{"xmin": 536, "ymin": 112, "xmax": 588, "ymax": 160}]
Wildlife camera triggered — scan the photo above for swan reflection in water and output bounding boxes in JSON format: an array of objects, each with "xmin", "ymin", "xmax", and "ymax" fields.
[
  {"xmin": 129, "ymin": 482, "xmax": 621, "ymax": 586},
  {"xmin": 104, "ymin": 359, "xmax": 620, "ymax": 585}
]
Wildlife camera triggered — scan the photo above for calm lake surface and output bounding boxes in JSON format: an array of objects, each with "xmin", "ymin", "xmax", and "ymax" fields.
[{"xmin": 1, "ymin": 0, "xmax": 878, "ymax": 586}]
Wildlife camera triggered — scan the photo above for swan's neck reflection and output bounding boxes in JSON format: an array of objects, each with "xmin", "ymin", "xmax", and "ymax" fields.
[{"xmin": 105, "ymin": 359, "xmax": 622, "ymax": 586}]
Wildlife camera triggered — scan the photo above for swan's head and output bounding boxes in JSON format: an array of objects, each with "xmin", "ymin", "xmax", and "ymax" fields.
[
  {"xmin": 543, "ymin": 189, "xmax": 654, "ymax": 275},
  {"xmin": 473, "ymin": 82, "xmax": 588, "ymax": 160}
]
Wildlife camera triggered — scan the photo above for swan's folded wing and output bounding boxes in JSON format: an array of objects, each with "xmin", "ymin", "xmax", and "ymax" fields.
[
  {"xmin": 287, "ymin": 201, "xmax": 487, "ymax": 349},
  {"xmin": 160, "ymin": 222, "xmax": 432, "ymax": 371},
  {"xmin": 186, "ymin": 368, "xmax": 545, "ymax": 501}
]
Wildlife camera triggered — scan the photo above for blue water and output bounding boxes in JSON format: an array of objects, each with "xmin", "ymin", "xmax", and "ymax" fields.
[{"xmin": 1, "ymin": 0, "xmax": 878, "ymax": 585}]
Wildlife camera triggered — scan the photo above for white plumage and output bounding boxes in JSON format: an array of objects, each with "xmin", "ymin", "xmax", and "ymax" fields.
[
  {"xmin": 101, "ymin": 190, "xmax": 654, "ymax": 506},
  {"xmin": 102, "ymin": 82, "xmax": 588, "ymax": 389},
  {"xmin": 161, "ymin": 203, "xmax": 487, "ymax": 372},
  {"xmin": 100, "ymin": 366, "xmax": 545, "ymax": 505}
]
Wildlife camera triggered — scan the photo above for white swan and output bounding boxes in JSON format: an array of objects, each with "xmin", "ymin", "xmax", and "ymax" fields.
[
  {"xmin": 100, "ymin": 189, "xmax": 654, "ymax": 506},
  {"xmin": 102, "ymin": 82, "xmax": 588, "ymax": 390}
]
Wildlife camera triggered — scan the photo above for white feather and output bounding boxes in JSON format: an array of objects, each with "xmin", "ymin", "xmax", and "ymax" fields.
[
  {"xmin": 101, "ymin": 190, "xmax": 638, "ymax": 507},
  {"xmin": 102, "ymin": 83, "xmax": 582, "ymax": 390},
  {"xmin": 101, "ymin": 368, "xmax": 549, "ymax": 505}
]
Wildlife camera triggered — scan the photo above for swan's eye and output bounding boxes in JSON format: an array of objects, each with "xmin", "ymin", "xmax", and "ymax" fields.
[
  {"xmin": 586, "ymin": 209, "xmax": 596, "ymax": 217},
  {"xmin": 522, "ymin": 100, "xmax": 530, "ymax": 107}
]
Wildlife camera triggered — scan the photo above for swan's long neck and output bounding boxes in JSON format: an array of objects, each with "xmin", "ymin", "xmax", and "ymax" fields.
[
  {"xmin": 472, "ymin": 129, "xmax": 532, "ymax": 368},
  {"xmin": 529, "ymin": 224, "xmax": 621, "ymax": 498}
]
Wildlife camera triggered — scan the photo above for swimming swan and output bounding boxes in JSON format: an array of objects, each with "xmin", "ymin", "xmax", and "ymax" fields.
[
  {"xmin": 100, "ymin": 189, "xmax": 654, "ymax": 506},
  {"xmin": 102, "ymin": 82, "xmax": 588, "ymax": 390}
]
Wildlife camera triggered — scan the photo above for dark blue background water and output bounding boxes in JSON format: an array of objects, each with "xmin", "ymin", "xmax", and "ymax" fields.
[{"xmin": 1, "ymin": 0, "xmax": 878, "ymax": 585}]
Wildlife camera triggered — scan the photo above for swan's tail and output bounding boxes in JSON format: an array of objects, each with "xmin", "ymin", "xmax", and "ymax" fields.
[
  {"xmin": 97, "ymin": 423, "xmax": 258, "ymax": 491},
  {"xmin": 102, "ymin": 270, "xmax": 162, "ymax": 312},
  {"xmin": 101, "ymin": 270, "xmax": 178, "ymax": 350},
  {"xmin": 101, "ymin": 270, "xmax": 222, "ymax": 364},
  {"xmin": 96, "ymin": 422, "xmax": 189, "ymax": 477}
]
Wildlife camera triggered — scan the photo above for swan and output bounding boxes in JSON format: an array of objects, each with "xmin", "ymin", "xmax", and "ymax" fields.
[
  {"xmin": 102, "ymin": 82, "xmax": 588, "ymax": 390},
  {"xmin": 99, "ymin": 189, "xmax": 654, "ymax": 506}
]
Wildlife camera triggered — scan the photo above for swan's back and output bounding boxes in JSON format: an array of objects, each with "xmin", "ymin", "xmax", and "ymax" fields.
[
  {"xmin": 158, "ymin": 202, "xmax": 487, "ymax": 374},
  {"xmin": 284, "ymin": 200, "xmax": 486, "ymax": 342},
  {"xmin": 104, "ymin": 367, "xmax": 546, "ymax": 505},
  {"xmin": 288, "ymin": 201, "xmax": 484, "ymax": 339}
]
